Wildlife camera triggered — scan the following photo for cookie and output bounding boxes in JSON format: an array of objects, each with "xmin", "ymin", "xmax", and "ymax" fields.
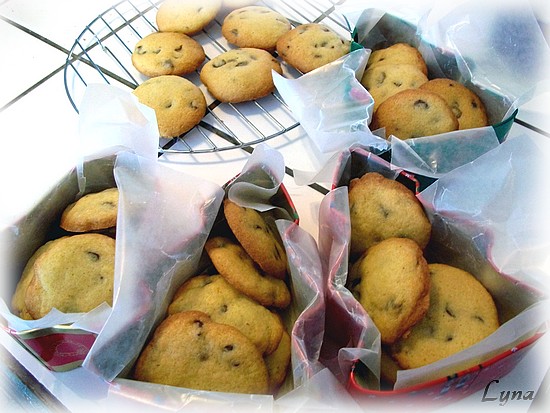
[
  {"xmin": 349, "ymin": 238, "xmax": 430, "ymax": 344},
  {"xmin": 420, "ymin": 78, "xmax": 488, "ymax": 130},
  {"xmin": 131, "ymin": 31, "xmax": 205, "ymax": 77},
  {"xmin": 11, "ymin": 238, "xmax": 64, "ymax": 320},
  {"xmin": 347, "ymin": 172, "xmax": 432, "ymax": 256},
  {"xmin": 367, "ymin": 43, "xmax": 428, "ymax": 76},
  {"xmin": 24, "ymin": 234, "xmax": 115, "ymax": 319},
  {"xmin": 60, "ymin": 188, "xmax": 119, "ymax": 233},
  {"xmin": 222, "ymin": 6, "xmax": 291, "ymax": 51},
  {"xmin": 156, "ymin": 0, "xmax": 222, "ymax": 35},
  {"xmin": 200, "ymin": 48, "xmax": 283, "ymax": 103},
  {"xmin": 360, "ymin": 64, "xmax": 428, "ymax": 112},
  {"xmin": 265, "ymin": 329, "xmax": 291, "ymax": 393},
  {"xmin": 168, "ymin": 274, "xmax": 284, "ymax": 355},
  {"xmin": 204, "ymin": 237, "xmax": 291, "ymax": 309},
  {"xmin": 276, "ymin": 23, "xmax": 351, "ymax": 73},
  {"xmin": 371, "ymin": 88, "xmax": 459, "ymax": 139},
  {"xmin": 133, "ymin": 75, "xmax": 206, "ymax": 138},
  {"xmin": 134, "ymin": 310, "xmax": 269, "ymax": 394},
  {"xmin": 223, "ymin": 199, "xmax": 287, "ymax": 279},
  {"xmin": 391, "ymin": 263, "xmax": 500, "ymax": 369}
]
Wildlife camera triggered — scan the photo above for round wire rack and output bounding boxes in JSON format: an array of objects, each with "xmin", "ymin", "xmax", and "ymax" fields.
[{"xmin": 63, "ymin": 0, "xmax": 351, "ymax": 154}]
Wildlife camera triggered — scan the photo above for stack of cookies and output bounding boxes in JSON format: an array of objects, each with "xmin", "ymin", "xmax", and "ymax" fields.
[
  {"xmin": 134, "ymin": 199, "xmax": 292, "ymax": 395},
  {"xmin": 360, "ymin": 43, "xmax": 489, "ymax": 139},
  {"xmin": 130, "ymin": 0, "xmax": 219, "ymax": 138},
  {"xmin": 11, "ymin": 188, "xmax": 119, "ymax": 320},
  {"xmin": 346, "ymin": 172, "xmax": 499, "ymax": 383}
]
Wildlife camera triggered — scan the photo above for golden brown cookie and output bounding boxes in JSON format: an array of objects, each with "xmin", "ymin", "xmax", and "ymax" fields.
[
  {"xmin": 265, "ymin": 329, "xmax": 291, "ymax": 393},
  {"xmin": 391, "ymin": 263, "xmax": 500, "ymax": 369},
  {"xmin": 168, "ymin": 274, "xmax": 284, "ymax": 355},
  {"xmin": 200, "ymin": 48, "xmax": 283, "ymax": 103},
  {"xmin": 60, "ymin": 188, "xmax": 119, "ymax": 233},
  {"xmin": 133, "ymin": 75, "xmax": 206, "ymax": 138},
  {"xmin": 420, "ymin": 78, "xmax": 488, "ymax": 130},
  {"xmin": 156, "ymin": 0, "xmax": 222, "ymax": 35},
  {"xmin": 371, "ymin": 88, "xmax": 459, "ymax": 139},
  {"xmin": 367, "ymin": 43, "xmax": 428, "ymax": 76},
  {"xmin": 347, "ymin": 172, "xmax": 432, "ymax": 256},
  {"xmin": 349, "ymin": 238, "xmax": 430, "ymax": 344},
  {"xmin": 134, "ymin": 310, "xmax": 269, "ymax": 394},
  {"xmin": 223, "ymin": 199, "xmax": 287, "ymax": 279},
  {"xmin": 204, "ymin": 237, "xmax": 291, "ymax": 308},
  {"xmin": 11, "ymin": 238, "xmax": 65, "ymax": 319},
  {"xmin": 360, "ymin": 64, "xmax": 428, "ymax": 112},
  {"xmin": 131, "ymin": 31, "xmax": 205, "ymax": 77},
  {"xmin": 24, "ymin": 234, "xmax": 115, "ymax": 319},
  {"xmin": 222, "ymin": 6, "xmax": 291, "ymax": 51},
  {"xmin": 276, "ymin": 23, "xmax": 351, "ymax": 73}
]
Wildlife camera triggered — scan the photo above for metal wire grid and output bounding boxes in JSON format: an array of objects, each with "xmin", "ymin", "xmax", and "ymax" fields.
[{"xmin": 63, "ymin": 0, "xmax": 351, "ymax": 154}]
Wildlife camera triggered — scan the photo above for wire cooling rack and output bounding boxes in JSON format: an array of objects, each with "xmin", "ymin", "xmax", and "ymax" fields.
[{"xmin": 64, "ymin": 0, "xmax": 351, "ymax": 153}]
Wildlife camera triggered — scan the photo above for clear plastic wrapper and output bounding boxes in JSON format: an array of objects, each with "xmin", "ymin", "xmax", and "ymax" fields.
[
  {"xmin": 83, "ymin": 151, "xmax": 224, "ymax": 380},
  {"xmin": 273, "ymin": 49, "xmax": 390, "ymax": 185}
]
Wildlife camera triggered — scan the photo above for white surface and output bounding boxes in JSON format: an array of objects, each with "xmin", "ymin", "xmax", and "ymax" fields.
[{"xmin": 0, "ymin": 0, "xmax": 549, "ymax": 412}]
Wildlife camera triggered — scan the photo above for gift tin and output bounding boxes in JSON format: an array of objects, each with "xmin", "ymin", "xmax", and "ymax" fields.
[
  {"xmin": 355, "ymin": 11, "xmax": 518, "ymax": 143},
  {"xmin": 1, "ymin": 156, "xmax": 117, "ymax": 371},
  {"xmin": 330, "ymin": 146, "xmax": 546, "ymax": 407},
  {"xmin": 1, "ymin": 155, "xmax": 299, "ymax": 373}
]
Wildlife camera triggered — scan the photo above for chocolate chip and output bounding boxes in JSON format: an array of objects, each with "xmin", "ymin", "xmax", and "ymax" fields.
[
  {"xmin": 87, "ymin": 251, "xmax": 100, "ymax": 261},
  {"xmin": 212, "ymin": 59, "xmax": 227, "ymax": 68},
  {"xmin": 378, "ymin": 205, "xmax": 391, "ymax": 219},
  {"xmin": 236, "ymin": 60, "xmax": 249, "ymax": 67},
  {"xmin": 220, "ymin": 304, "xmax": 228, "ymax": 313},
  {"xmin": 224, "ymin": 344, "xmax": 234, "ymax": 351},
  {"xmin": 451, "ymin": 102, "xmax": 462, "ymax": 119},
  {"xmin": 413, "ymin": 99, "xmax": 429, "ymax": 110}
]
